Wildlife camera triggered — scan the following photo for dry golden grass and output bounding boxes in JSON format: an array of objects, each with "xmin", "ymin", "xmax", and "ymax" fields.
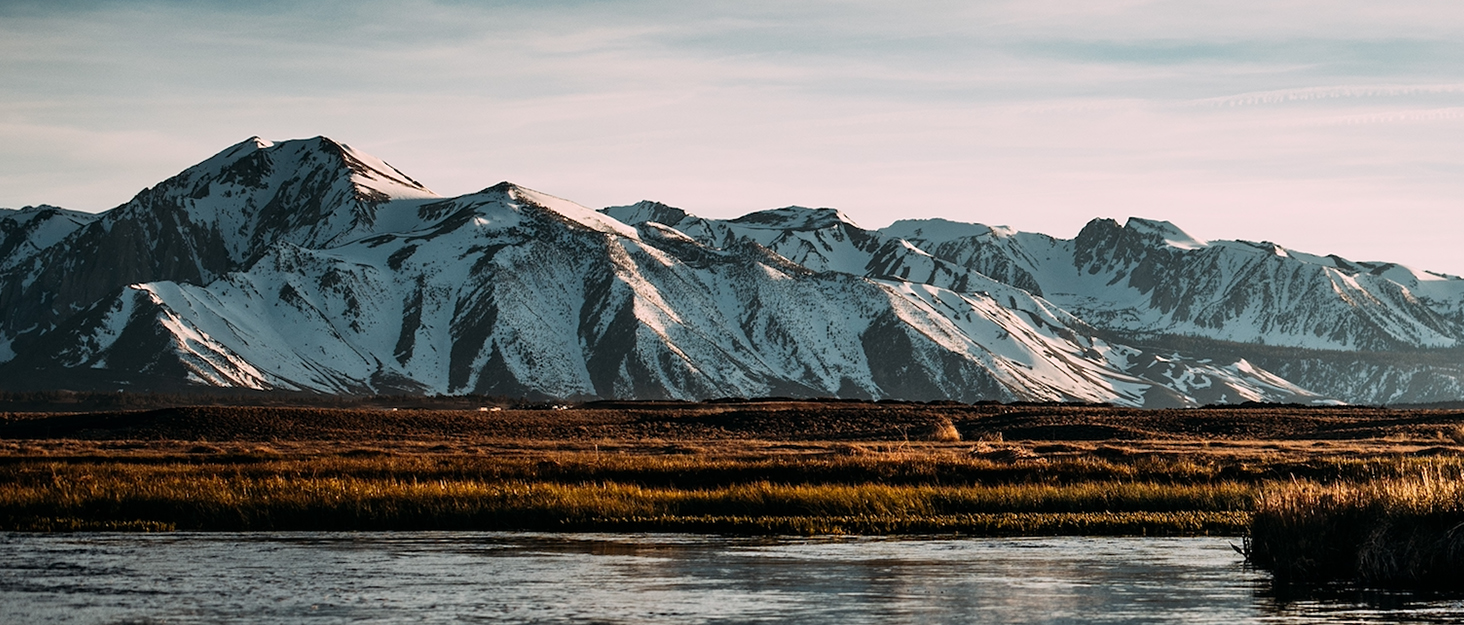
[
  {"xmin": 0, "ymin": 457, "xmax": 1253, "ymax": 534},
  {"xmin": 1248, "ymin": 468, "xmax": 1464, "ymax": 588},
  {"xmin": 7, "ymin": 446, "xmax": 1453, "ymax": 538},
  {"xmin": 6, "ymin": 400, "xmax": 1464, "ymax": 561},
  {"xmin": 925, "ymin": 418, "xmax": 962, "ymax": 442}
]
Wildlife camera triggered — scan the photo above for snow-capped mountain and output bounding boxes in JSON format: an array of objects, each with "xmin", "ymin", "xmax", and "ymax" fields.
[
  {"xmin": 0, "ymin": 136, "xmax": 435, "ymax": 362},
  {"xmin": 883, "ymin": 217, "xmax": 1464, "ymax": 403},
  {"xmin": 2, "ymin": 136, "xmax": 1460, "ymax": 406},
  {"xmin": 885, "ymin": 216, "xmax": 1464, "ymax": 351},
  {"xmin": 0, "ymin": 205, "xmax": 98, "ymax": 273}
]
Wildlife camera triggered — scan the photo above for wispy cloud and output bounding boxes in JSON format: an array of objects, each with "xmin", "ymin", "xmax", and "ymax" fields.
[
  {"xmin": 3, "ymin": 0, "xmax": 1464, "ymax": 271},
  {"xmin": 1198, "ymin": 84, "xmax": 1464, "ymax": 107}
]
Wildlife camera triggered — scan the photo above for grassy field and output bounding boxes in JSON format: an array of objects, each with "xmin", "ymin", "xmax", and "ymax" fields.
[
  {"xmin": 6, "ymin": 400, "xmax": 1464, "ymax": 587},
  {"xmin": 0, "ymin": 458, "xmax": 1252, "ymax": 534}
]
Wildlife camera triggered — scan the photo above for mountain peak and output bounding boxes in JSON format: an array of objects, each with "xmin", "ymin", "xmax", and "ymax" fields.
[
  {"xmin": 308, "ymin": 137, "xmax": 436, "ymax": 200},
  {"xmin": 211, "ymin": 136, "xmax": 275, "ymax": 163},
  {"xmin": 477, "ymin": 182, "xmax": 639, "ymax": 239},
  {"xmin": 129, "ymin": 136, "xmax": 442, "ymax": 266},
  {"xmin": 0, "ymin": 204, "xmax": 99, "ymax": 272},
  {"xmin": 478, "ymin": 181, "xmax": 522, "ymax": 195},
  {"xmin": 6, "ymin": 204, "xmax": 77, "ymax": 216},
  {"xmin": 1124, "ymin": 217, "xmax": 1207, "ymax": 250},
  {"xmin": 599, "ymin": 200, "xmax": 692, "ymax": 228},
  {"xmin": 192, "ymin": 136, "xmax": 435, "ymax": 202},
  {"xmin": 729, "ymin": 206, "xmax": 859, "ymax": 230},
  {"xmin": 881, "ymin": 218, "xmax": 1006, "ymax": 246}
]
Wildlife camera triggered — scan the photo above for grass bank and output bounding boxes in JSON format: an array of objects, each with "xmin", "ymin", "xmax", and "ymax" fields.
[
  {"xmin": 13, "ymin": 439, "xmax": 1464, "ymax": 550},
  {"xmin": 1248, "ymin": 470, "xmax": 1464, "ymax": 589},
  {"xmin": 0, "ymin": 458, "xmax": 1252, "ymax": 535}
]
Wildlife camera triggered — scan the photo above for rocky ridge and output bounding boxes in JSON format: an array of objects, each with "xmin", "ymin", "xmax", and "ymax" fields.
[{"xmin": 3, "ymin": 136, "xmax": 1461, "ymax": 406}]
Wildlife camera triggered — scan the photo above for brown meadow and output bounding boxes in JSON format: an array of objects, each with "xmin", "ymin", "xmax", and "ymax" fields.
[{"xmin": 7, "ymin": 399, "xmax": 1464, "ymax": 587}]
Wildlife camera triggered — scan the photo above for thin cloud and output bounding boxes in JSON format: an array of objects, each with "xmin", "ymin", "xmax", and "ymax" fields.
[
  {"xmin": 1198, "ymin": 84, "xmax": 1464, "ymax": 107},
  {"xmin": 3, "ymin": 0, "xmax": 1464, "ymax": 272}
]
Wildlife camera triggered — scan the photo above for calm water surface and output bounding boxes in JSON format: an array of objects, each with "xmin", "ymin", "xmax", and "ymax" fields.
[{"xmin": 3, "ymin": 532, "xmax": 1463, "ymax": 624}]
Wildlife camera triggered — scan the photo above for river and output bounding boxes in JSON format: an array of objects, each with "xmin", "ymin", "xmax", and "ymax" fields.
[{"xmin": 3, "ymin": 533, "xmax": 1462, "ymax": 623}]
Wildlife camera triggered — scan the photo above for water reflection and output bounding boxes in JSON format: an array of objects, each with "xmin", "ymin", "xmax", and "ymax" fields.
[
  {"xmin": 1259, "ymin": 583, "xmax": 1464, "ymax": 624},
  {"xmin": 2, "ymin": 532, "xmax": 1462, "ymax": 623}
]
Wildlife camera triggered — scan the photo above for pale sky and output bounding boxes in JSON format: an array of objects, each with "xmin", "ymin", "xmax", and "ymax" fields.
[{"xmin": 3, "ymin": 1, "xmax": 1463, "ymax": 273}]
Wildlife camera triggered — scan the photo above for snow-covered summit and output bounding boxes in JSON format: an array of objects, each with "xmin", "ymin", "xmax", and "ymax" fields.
[
  {"xmin": 601, "ymin": 201, "xmax": 690, "ymax": 228},
  {"xmin": 1, "ymin": 204, "xmax": 93, "ymax": 222},
  {"xmin": 1124, "ymin": 217, "xmax": 1207, "ymax": 250},
  {"xmin": 0, "ymin": 204, "xmax": 99, "ymax": 272},
  {"xmin": 729, "ymin": 206, "xmax": 860, "ymax": 231},
  {"xmin": 146, "ymin": 135, "xmax": 442, "ymax": 253},
  {"xmin": 881, "ymin": 218, "xmax": 1010, "ymax": 246},
  {"xmin": 333, "ymin": 139, "xmax": 437, "ymax": 202},
  {"xmin": 498, "ymin": 183, "xmax": 639, "ymax": 239},
  {"xmin": 0, "ymin": 136, "xmax": 447, "ymax": 346}
]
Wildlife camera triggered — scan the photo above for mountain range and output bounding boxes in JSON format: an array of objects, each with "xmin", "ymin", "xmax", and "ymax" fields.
[{"xmin": 4, "ymin": 136, "xmax": 1463, "ymax": 407}]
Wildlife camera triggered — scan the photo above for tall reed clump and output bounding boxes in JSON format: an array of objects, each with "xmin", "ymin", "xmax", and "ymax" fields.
[{"xmin": 1248, "ymin": 470, "xmax": 1464, "ymax": 589}]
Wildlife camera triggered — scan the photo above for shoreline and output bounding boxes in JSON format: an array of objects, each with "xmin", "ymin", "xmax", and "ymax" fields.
[
  {"xmin": 6, "ymin": 401, "xmax": 1464, "ymax": 587},
  {"xmin": 8, "ymin": 512, "xmax": 1251, "ymax": 536}
]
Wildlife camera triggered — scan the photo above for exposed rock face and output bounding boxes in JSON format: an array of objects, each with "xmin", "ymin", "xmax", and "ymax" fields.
[{"xmin": 4, "ymin": 136, "xmax": 1463, "ymax": 406}]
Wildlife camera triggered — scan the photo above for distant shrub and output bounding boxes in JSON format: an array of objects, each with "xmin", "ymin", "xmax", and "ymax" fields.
[
  {"xmin": 925, "ymin": 418, "xmax": 961, "ymax": 442},
  {"xmin": 1444, "ymin": 424, "xmax": 1464, "ymax": 445}
]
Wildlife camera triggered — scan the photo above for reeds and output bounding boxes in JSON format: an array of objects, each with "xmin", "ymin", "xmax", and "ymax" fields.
[
  {"xmin": 0, "ymin": 460, "xmax": 1252, "ymax": 534},
  {"xmin": 1248, "ymin": 469, "xmax": 1464, "ymax": 588},
  {"xmin": 2, "ymin": 451, "xmax": 1249, "ymax": 487},
  {"xmin": 28, "ymin": 450, "xmax": 1464, "ymax": 543}
]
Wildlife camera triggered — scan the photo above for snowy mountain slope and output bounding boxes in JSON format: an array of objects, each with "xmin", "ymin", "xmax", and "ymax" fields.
[
  {"xmin": 603, "ymin": 201, "xmax": 1339, "ymax": 406},
  {"xmin": 887, "ymin": 217, "xmax": 1464, "ymax": 351},
  {"xmin": 0, "ymin": 205, "xmax": 97, "ymax": 272},
  {"xmin": 603, "ymin": 202, "xmax": 1084, "ymax": 333},
  {"xmin": 5, "ymin": 135, "xmax": 1461, "ymax": 405},
  {"xmin": 5, "ymin": 186, "xmax": 950, "ymax": 398},
  {"xmin": 1111, "ymin": 331, "xmax": 1464, "ymax": 406},
  {"xmin": 1254, "ymin": 353, "xmax": 1464, "ymax": 406},
  {"xmin": 0, "ymin": 136, "xmax": 436, "ymax": 363},
  {"xmin": 0, "ymin": 158, "xmax": 1323, "ymax": 406},
  {"xmin": 885, "ymin": 216, "xmax": 1464, "ymax": 403}
]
